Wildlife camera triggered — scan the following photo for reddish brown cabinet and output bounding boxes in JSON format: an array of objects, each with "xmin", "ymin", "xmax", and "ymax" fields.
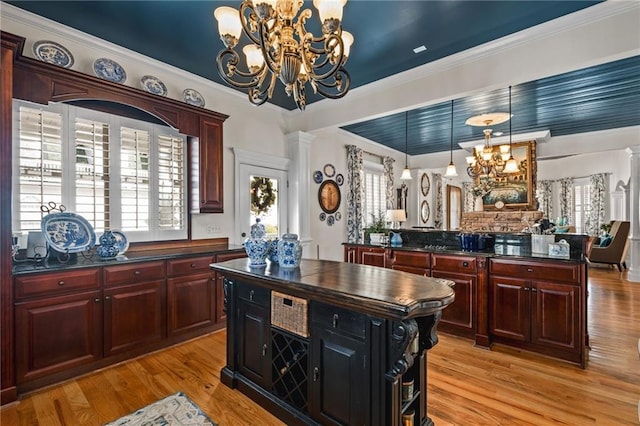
[
  {"xmin": 167, "ymin": 255, "xmax": 216, "ymax": 337},
  {"xmin": 14, "ymin": 269, "xmax": 102, "ymax": 385},
  {"xmin": 358, "ymin": 246, "xmax": 386, "ymax": 267},
  {"xmin": 490, "ymin": 258, "xmax": 585, "ymax": 366},
  {"xmin": 387, "ymin": 250, "xmax": 430, "ymax": 276}
]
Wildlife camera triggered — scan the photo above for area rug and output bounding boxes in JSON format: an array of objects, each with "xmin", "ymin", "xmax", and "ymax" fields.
[{"xmin": 105, "ymin": 391, "xmax": 216, "ymax": 426}]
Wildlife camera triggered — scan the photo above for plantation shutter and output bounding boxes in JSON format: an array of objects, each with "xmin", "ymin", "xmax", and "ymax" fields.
[
  {"xmin": 15, "ymin": 106, "xmax": 63, "ymax": 232},
  {"xmin": 120, "ymin": 127, "xmax": 150, "ymax": 232},
  {"xmin": 74, "ymin": 117, "xmax": 111, "ymax": 232},
  {"xmin": 157, "ymin": 133, "xmax": 185, "ymax": 230},
  {"xmin": 363, "ymin": 168, "xmax": 386, "ymax": 225}
]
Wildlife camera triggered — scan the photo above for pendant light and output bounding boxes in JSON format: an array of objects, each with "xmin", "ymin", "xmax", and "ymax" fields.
[
  {"xmin": 503, "ymin": 85, "xmax": 520, "ymax": 173},
  {"xmin": 444, "ymin": 99, "xmax": 458, "ymax": 177},
  {"xmin": 400, "ymin": 111, "xmax": 412, "ymax": 180}
]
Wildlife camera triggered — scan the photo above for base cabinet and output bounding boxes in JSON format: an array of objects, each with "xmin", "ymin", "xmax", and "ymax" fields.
[
  {"xmin": 15, "ymin": 290, "xmax": 102, "ymax": 383},
  {"xmin": 490, "ymin": 259, "xmax": 585, "ymax": 365},
  {"xmin": 309, "ymin": 303, "xmax": 370, "ymax": 426}
]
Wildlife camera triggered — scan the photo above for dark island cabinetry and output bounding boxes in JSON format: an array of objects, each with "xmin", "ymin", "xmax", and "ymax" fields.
[{"xmin": 214, "ymin": 259, "xmax": 454, "ymax": 426}]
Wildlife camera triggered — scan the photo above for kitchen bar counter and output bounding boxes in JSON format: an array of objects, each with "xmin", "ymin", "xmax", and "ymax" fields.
[{"xmin": 211, "ymin": 258, "xmax": 455, "ymax": 425}]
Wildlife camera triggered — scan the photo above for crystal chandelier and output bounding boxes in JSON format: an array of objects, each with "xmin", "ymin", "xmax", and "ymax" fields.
[
  {"xmin": 213, "ymin": 0, "xmax": 353, "ymax": 111},
  {"xmin": 465, "ymin": 87, "xmax": 519, "ymax": 179}
]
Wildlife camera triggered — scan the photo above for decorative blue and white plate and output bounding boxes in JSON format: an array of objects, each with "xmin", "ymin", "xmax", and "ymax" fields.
[
  {"xmin": 335, "ymin": 212, "xmax": 342, "ymax": 221},
  {"xmin": 112, "ymin": 230, "xmax": 129, "ymax": 254},
  {"xmin": 93, "ymin": 58, "xmax": 127, "ymax": 83},
  {"xmin": 183, "ymin": 88, "xmax": 205, "ymax": 107},
  {"xmin": 141, "ymin": 75, "xmax": 168, "ymax": 96},
  {"xmin": 336, "ymin": 173, "xmax": 344, "ymax": 186},
  {"xmin": 313, "ymin": 170, "xmax": 323, "ymax": 184},
  {"xmin": 41, "ymin": 212, "xmax": 96, "ymax": 253},
  {"xmin": 327, "ymin": 215, "xmax": 335, "ymax": 226},
  {"xmin": 319, "ymin": 212, "xmax": 326, "ymax": 221},
  {"xmin": 33, "ymin": 40, "xmax": 74, "ymax": 68}
]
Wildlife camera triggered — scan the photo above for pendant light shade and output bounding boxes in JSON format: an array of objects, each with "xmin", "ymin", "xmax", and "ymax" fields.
[
  {"xmin": 444, "ymin": 99, "xmax": 458, "ymax": 177},
  {"xmin": 504, "ymin": 86, "xmax": 520, "ymax": 173},
  {"xmin": 401, "ymin": 111, "xmax": 412, "ymax": 180}
]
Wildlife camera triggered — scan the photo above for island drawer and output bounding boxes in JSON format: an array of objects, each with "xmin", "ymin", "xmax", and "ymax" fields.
[
  {"xmin": 237, "ymin": 282, "xmax": 270, "ymax": 307},
  {"xmin": 490, "ymin": 259, "xmax": 580, "ymax": 283},
  {"xmin": 15, "ymin": 268, "xmax": 101, "ymax": 300},
  {"xmin": 432, "ymin": 254, "xmax": 477, "ymax": 273},
  {"xmin": 311, "ymin": 302, "xmax": 367, "ymax": 340},
  {"xmin": 388, "ymin": 250, "xmax": 431, "ymax": 268},
  {"xmin": 167, "ymin": 255, "xmax": 214, "ymax": 276},
  {"xmin": 103, "ymin": 261, "xmax": 166, "ymax": 287}
]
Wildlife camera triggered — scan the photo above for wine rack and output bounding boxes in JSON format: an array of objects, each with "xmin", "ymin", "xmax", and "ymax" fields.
[{"xmin": 271, "ymin": 328, "xmax": 309, "ymax": 411}]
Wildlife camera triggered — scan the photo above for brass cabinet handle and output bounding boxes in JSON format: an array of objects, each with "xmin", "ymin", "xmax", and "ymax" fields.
[
  {"xmin": 105, "ymin": 295, "xmax": 111, "ymax": 300},
  {"xmin": 250, "ymin": 290, "xmax": 255, "ymax": 302},
  {"xmin": 462, "ymin": 261, "xmax": 469, "ymax": 267},
  {"xmin": 532, "ymin": 287, "xmax": 538, "ymax": 292},
  {"xmin": 332, "ymin": 314, "xmax": 339, "ymax": 328},
  {"xmin": 134, "ymin": 270, "xmax": 141, "ymax": 275},
  {"xmin": 262, "ymin": 344, "xmax": 267, "ymax": 357},
  {"xmin": 527, "ymin": 268, "xmax": 534, "ymax": 273},
  {"xmin": 58, "ymin": 280, "xmax": 65, "ymax": 286},
  {"xmin": 94, "ymin": 298, "xmax": 101, "ymax": 303},
  {"xmin": 524, "ymin": 287, "xmax": 530, "ymax": 291},
  {"xmin": 191, "ymin": 263, "xmax": 196, "ymax": 268},
  {"xmin": 313, "ymin": 367, "xmax": 320, "ymax": 382}
]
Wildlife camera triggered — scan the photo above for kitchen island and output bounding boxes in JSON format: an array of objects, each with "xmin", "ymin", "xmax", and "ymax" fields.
[{"xmin": 210, "ymin": 258, "xmax": 455, "ymax": 426}]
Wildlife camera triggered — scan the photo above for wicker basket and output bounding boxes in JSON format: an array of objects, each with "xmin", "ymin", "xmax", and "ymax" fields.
[{"xmin": 271, "ymin": 291, "xmax": 309, "ymax": 337}]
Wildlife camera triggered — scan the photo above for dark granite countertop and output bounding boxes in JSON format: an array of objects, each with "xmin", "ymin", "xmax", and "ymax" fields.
[
  {"xmin": 12, "ymin": 243, "xmax": 246, "ymax": 275},
  {"xmin": 211, "ymin": 258, "xmax": 455, "ymax": 320}
]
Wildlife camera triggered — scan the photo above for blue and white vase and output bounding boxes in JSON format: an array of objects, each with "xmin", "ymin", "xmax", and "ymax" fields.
[
  {"xmin": 277, "ymin": 233, "xmax": 302, "ymax": 269},
  {"xmin": 268, "ymin": 238, "xmax": 279, "ymax": 264},
  {"xmin": 96, "ymin": 230, "xmax": 119, "ymax": 259},
  {"xmin": 244, "ymin": 218, "xmax": 269, "ymax": 267}
]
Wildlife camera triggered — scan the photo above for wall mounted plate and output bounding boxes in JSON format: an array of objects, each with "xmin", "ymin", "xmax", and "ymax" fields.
[
  {"xmin": 141, "ymin": 75, "xmax": 168, "ymax": 96},
  {"xmin": 33, "ymin": 40, "xmax": 74, "ymax": 68},
  {"xmin": 93, "ymin": 58, "xmax": 127, "ymax": 83},
  {"xmin": 183, "ymin": 88, "xmax": 205, "ymax": 107}
]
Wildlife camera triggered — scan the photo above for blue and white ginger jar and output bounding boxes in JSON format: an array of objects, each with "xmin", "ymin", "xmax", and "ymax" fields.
[
  {"xmin": 268, "ymin": 238, "xmax": 279, "ymax": 264},
  {"xmin": 277, "ymin": 233, "xmax": 302, "ymax": 269},
  {"xmin": 97, "ymin": 230, "xmax": 119, "ymax": 259},
  {"xmin": 245, "ymin": 219, "xmax": 269, "ymax": 267}
]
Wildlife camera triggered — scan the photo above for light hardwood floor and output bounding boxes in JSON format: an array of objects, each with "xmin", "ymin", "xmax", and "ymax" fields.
[{"xmin": 2, "ymin": 267, "xmax": 639, "ymax": 425}]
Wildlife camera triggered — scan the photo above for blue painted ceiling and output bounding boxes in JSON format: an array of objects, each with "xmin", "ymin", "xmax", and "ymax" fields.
[{"xmin": 6, "ymin": 1, "xmax": 638, "ymax": 155}]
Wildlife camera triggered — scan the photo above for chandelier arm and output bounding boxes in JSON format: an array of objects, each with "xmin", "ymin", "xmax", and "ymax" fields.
[
  {"xmin": 313, "ymin": 69, "xmax": 350, "ymax": 99},
  {"xmin": 292, "ymin": 78, "xmax": 307, "ymax": 111},
  {"xmin": 247, "ymin": 72, "xmax": 277, "ymax": 106},
  {"xmin": 257, "ymin": 22, "xmax": 282, "ymax": 77},
  {"xmin": 216, "ymin": 49, "xmax": 266, "ymax": 89},
  {"xmin": 239, "ymin": 1, "xmax": 263, "ymax": 46}
]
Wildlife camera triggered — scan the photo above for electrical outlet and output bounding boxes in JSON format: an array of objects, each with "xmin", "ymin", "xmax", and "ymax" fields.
[{"xmin": 206, "ymin": 225, "xmax": 215, "ymax": 234}]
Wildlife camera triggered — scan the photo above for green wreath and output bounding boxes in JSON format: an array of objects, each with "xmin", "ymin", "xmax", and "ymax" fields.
[{"xmin": 251, "ymin": 177, "xmax": 277, "ymax": 215}]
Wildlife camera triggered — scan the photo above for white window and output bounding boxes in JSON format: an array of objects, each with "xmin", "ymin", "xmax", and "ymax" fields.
[
  {"xmin": 574, "ymin": 179, "xmax": 591, "ymax": 234},
  {"xmin": 363, "ymin": 160, "xmax": 387, "ymax": 225},
  {"xmin": 12, "ymin": 100, "xmax": 187, "ymax": 242}
]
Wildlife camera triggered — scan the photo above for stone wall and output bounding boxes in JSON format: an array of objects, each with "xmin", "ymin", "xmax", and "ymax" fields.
[{"xmin": 461, "ymin": 211, "xmax": 543, "ymax": 232}]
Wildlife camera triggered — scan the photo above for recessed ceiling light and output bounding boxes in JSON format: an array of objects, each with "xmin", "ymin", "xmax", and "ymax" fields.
[
  {"xmin": 494, "ymin": 131, "xmax": 504, "ymax": 136},
  {"xmin": 413, "ymin": 45, "xmax": 427, "ymax": 54}
]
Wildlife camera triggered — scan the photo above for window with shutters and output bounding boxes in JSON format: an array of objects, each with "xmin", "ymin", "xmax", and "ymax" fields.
[
  {"xmin": 363, "ymin": 160, "xmax": 387, "ymax": 225},
  {"xmin": 12, "ymin": 100, "xmax": 188, "ymax": 242},
  {"xmin": 574, "ymin": 179, "xmax": 591, "ymax": 234}
]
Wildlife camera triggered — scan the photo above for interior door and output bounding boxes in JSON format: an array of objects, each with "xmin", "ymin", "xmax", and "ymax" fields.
[{"xmin": 238, "ymin": 164, "xmax": 288, "ymax": 241}]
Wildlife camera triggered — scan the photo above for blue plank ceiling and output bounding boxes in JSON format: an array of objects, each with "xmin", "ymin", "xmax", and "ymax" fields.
[{"xmin": 5, "ymin": 1, "xmax": 638, "ymax": 155}]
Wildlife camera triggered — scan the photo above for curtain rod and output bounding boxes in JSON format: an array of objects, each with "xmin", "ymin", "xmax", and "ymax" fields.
[
  {"xmin": 345, "ymin": 145, "xmax": 385, "ymax": 160},
  {"xmin": 566, "ymin": 172, "xmax": 613, "ymax": 180}
]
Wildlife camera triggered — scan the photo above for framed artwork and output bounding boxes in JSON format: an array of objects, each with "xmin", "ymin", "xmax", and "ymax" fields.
[
  {"xmin": 479, "ymin": 141, "xmax": 537, "ymax": 210},
  {"xmin": 318, "ymin": 180, "xmax": 341, "ymax": 214},
  {"xmin": 420, "ymin": 172, "xmax": 430, "ymax": 196}
]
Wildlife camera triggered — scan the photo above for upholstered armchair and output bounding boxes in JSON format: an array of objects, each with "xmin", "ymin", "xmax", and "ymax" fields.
[{"xmin": 588, "ymin": 221, "xmax": 630, "ymax": 271}]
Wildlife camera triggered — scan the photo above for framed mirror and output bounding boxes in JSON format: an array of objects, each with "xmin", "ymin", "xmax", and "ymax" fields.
[
  {"xmin": 420, "ymin": 200, "xmax": 430, "ymax": 224},
  {"xmin": 420, "ymin": 172, "xmax": 430, "ymax": 196},
  {"xmin": 318, "ymin": 180, "xmax": 341, "ymax": 214}
]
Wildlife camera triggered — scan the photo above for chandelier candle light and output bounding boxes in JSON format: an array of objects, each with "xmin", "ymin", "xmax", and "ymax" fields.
[
  {"xmin": 213, "ymin": 0, "xmax": 353, "ymax": 111},
  {"xmin": 465, "ymin": 86, "xmax": 519, "ymax": 179}
]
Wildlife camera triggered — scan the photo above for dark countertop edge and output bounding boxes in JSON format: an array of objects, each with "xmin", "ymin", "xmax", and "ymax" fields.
[
  {"xmin": 13, "ymin": 244, "xmax": 246, "ymax": 275},
  {"xmin": 343, "ymin": 242, "xmax": 587, "ymax": 264},
  {"xmin": 211, "ymin": 260, "xmax": 455, "ymax": 321}
]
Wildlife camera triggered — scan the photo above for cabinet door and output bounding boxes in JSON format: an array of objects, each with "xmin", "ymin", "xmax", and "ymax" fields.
[
  {"xmin": 432, "ymin": 271, "xmax": 475, "ymax": 333},
  {"xmin": 237, "ymin": 300, "xmax": 270, "ymax": 388},
  {"xmin": 531, "ymin": 281, "xmax": 580, "ymax": 352},
  {"xmin": 215, "ymin": 252, "xmax": 247, "ymax": 324},
  {"xmin": 344, "ymin": 245, "xmax": 358, "ymax": 263},
  {"xmin": 167, "ymin": 272, "xmax": 215, "ymax": 337},
  {"xmin": 490, "ymin": 276, "xmax": 530, "ymax": 342},
  {"xmin": 195, "ymin": 118, "xmax": 224, "ymax": 213},
  {"xmin": 310, "ymin": 327, "xmax": 369, "ymax": 426},
  {"xmin": 103, "ymin": 280, "xmax": 166, "ymax": 356},
  {"xmin": 358, "ymin": 247, "xmax": 386, "ymax": 267},
  {"xmin": 15, "ymin": 290, "xmax": 102, "ymax": 383}
]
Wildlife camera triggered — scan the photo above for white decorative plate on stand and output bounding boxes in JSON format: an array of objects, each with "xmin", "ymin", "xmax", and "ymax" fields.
[
  {"xmin": 33, "ymin": 40, "xmax": 74, "ymax": 68},
  {"xmin": 93, "ymin": 58, "xmax": 127, "ymax": 83},
  {"xmin": 141, "ymin": 75, "xmax": 168, "ymax": 96}
]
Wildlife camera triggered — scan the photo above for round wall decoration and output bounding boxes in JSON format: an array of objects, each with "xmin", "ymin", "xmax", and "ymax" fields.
[
  {"xmin": 420, "ymin": 173, "xmax": 431, "ymax": 196},
  {"xmin": 318, "ymin": 180, "xmax": 341, "ymax": 214},
  {"xmin": 323, "ymin": 164, "xmax": 336, "ymax": 178}
]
